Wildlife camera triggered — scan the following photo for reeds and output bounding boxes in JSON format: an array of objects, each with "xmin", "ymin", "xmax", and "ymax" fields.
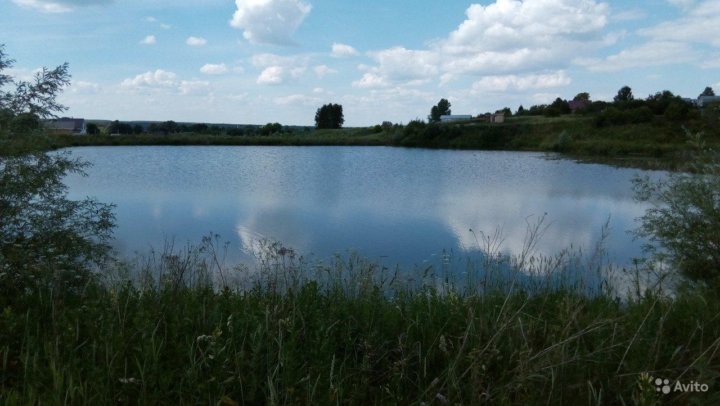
[{"xmin": 2, "ymin": 228, "xmax": 718, "ymax": 404}]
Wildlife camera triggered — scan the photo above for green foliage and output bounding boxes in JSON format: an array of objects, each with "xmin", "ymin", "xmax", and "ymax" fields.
[
  {"xmin": 0, "ymin": 153, "xmax": 115, "ymax": 299},
  {"xmin": 259, "ymin": 122, "xmax": 282, "ymax": 135},
  {"xmin": 0, "ymin": 43, "xmax": 71, "ymax": 136},
  {"xmin": 595, "ymin": 106, "xmax": 654, "ymax": 127},
  {"xmin": 549, "ymin": 97, "xmax": 570, "ymax": 115},
  {"xmin": 2, "ymin": 240, "xmax": 720, "ymax": 404},
  {"xmin": 700, "ymin": 86, "xmax": 715, "ymax": 97},
  {"xmin": 315, "ymin": 103, "xmax": 344, "ymax": 129},
  {"xmin": 614, "ymin": 85, "xmax": 634, "ymax": 103},
  {"xmin": 429, "ymin": 98, "xmax": 451, "ymax": 122},
  {"xmin": 85, "ymin": 122, "xmax": 99, "ymax": 135},
  {"xmin": 573, "ymin": 92, "xmax": 590, "ymax": 102},
  {"xmin": 633, "ymin": 132, "xmax": 720, "ymax": 286}
]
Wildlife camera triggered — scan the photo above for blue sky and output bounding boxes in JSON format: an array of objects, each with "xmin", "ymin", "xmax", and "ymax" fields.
[{"xmin": 1, "ymin": 0, "xmax": 719, "ymax": 126}]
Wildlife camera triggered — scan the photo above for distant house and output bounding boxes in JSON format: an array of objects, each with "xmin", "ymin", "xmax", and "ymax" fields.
[
  {"xmin": 697, "ymin": 95, "xmax": 720, "ymax": 107},
  {"xmin": 491, "ymin": 113, "xmax": 505, "ymax": 123},
  {"xmin": 46, "ymin": 117, "xmax": 86, "ymax": 135},
  {"xmin": 440, "ymin": 115, "xmax": 473, "ymax": 122},
  {"xmin": 475, "ymin": 113, "xmax": 505, "ymax": 123}
]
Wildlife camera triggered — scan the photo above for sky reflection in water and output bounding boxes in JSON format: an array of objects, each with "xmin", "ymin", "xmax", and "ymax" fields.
[{"xmin": 63, "ymin": 146, "xmax": 666, "ymax": 271}]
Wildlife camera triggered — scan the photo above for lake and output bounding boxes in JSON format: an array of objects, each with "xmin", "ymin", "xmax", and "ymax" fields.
[{"xmin": 62, "ymin": 146, "xmax": 665, "ymax": 273}]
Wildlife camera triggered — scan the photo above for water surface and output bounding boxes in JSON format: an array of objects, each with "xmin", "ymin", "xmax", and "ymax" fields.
[{"xmin": 63, "ymin": 146, "xmax": 665, "ymax": 270}]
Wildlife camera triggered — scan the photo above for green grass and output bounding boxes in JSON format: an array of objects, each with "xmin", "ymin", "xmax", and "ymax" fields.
[
  {"xmin": 3, "ymin": 113, "xmax": 719, "ymax": 172},
  {"xmin": 1, "ymin": 239, "xmax": 719, "ymax": 404}
]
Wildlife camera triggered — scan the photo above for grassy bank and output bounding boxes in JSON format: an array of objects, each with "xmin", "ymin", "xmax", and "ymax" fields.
[
  {"xmin": 3, "ymin": 114, "xmax": 719, "ymax": 171},
  {"xmin": 1, "ymin": 246, "xmax": 719, "ymax": 404}
]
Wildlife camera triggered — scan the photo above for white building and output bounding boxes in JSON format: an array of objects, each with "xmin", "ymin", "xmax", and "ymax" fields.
[{"xmin": 697, "ymin": 95, "xmax": 720, "ymax": 107}]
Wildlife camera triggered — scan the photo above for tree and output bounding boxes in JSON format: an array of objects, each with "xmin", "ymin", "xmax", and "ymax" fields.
[
  {"xmin": 260, "ymin": 122, "xmax": 282, "ymax": 135},
  {"xmin": 549, "ymin": 97, "xmax": 570, "ymax": 115},
  {"xmin": 496, "ymin": 107, "xmax": 512, "ymax": 117},
  {"xmin": 0, "ymin": 43, "xmax": 71, "ymax": 135},
  {"xmin": 1, "ymin": 153, "xmax": 115, "ymax": 297},
  {"xmin": 517, "ymin": 105, "xmax": 525, "ymax": 115},
  {"xmin": 573, "ymin": 92, "xmax": 590, "ymax": 102},
  {"xmin": 700, "ymin": 86, "xmax": 715, "ymax": 97},
  {"xmin": 315, "ymin": 103, "xmax": 344, "ymax": 129},
  {"xmin": 614, "ymin": 86, "xmax": 634, "ymax": 103},
  {"xmin": 429, "ymin": 98, "xmax": 451, "ymax": 122}
]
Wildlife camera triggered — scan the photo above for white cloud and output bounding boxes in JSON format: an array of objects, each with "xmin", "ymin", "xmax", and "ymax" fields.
[
  {"xmin": 331, "ymin": 43, "xmax": 359, "ymax": 58},
  {"xmin": 120, "ymin": 69, "xmax": 212, "ymax": 97},
  {"xmin": 352, "ymin": 73, "xmax": 388, "ymax": 89},
  {"xmin": 120, "ymin": 69, "xmax": 178, "ymax": 90},
  {"xmin": 356, "ymin": 0, "xmax": 610, "ymax": 88},
  {"xmin": 145, "ymin": 16, "xmax": 157, "ymax": 22},
  {"xmin": 252, "ymin": 53, "xmax": 308, "ymax": 84},
  {"xmin": 12, "ymin": 0, "xmax": 111, "ymax": 13},
  {"xmin": 186, "ymin": 36, "xmax": 207, "ymax": 47},
  {"xmin": 575, "ymin": 41, "xmax": 698, "ymax": 72},
  {"xmin": 179, "ymin": 80, "xmax": 210, "ymax": 95},
  {"xmin": 200, "ymin": 63, "xmax": 229, "ymax": 75},
  {"xmin": 140, "ymin": 35, "xmax": 157, "ymax": 45},
  {"xmin": 160, "ymin": 23, "xmax": 171, "ymax": 29},
  {"xmin": 257, "ymin": 66, "xmax": 285, "ymax": 85},
  {"xmin": 274, "ymin": 94, "xmax": 320, "ymax": 106},
  {"xmin": 639, "ymin": 1, "xmax": 720, "ymax": 47},
  {"xmin": 471, "ymin": 71, "xmax": 572, "ymax": 93},
  {"xmin": 314, "ymin": 65, "xmax": 337, "ymax": 78},
  {"xmin": 230, "ymin": 0, "xmax": 312, "ymax": 45},
  {"xmin": 353, "ymin": 47, "xmax": 439, "ymax": 88}
]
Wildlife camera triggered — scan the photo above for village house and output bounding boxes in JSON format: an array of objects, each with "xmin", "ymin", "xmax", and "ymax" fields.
[{"xmin": 45, "ymin": 117, "xmax": 86, "ymax": 135}]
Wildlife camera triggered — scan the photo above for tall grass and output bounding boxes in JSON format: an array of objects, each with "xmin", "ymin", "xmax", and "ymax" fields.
[{"xmin": 2, "ymin": 227, "xmax": 718, "ymax": 404}]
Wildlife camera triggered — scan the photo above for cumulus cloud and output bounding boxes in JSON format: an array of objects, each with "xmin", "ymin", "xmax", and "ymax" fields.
[
  {"xmin": 257, "ymin": 66, "xmax": 285, "ymax": 85},
  {"xmin": 331, "ymin": 43, "xmax": 359, "ymax": 58},
  {"xmin": 471, "ymin": 71, "xmax": 572, "ymax": 93},
  {"xmin": 252, "ymin": 53, "xmax": 308, "ymax": 85},
  {"xmin": 121, "ymin": 70, "xmax": 177, "ymax": 90},
  {"xmin": 355, "ymin": 0, "xmax": 610, "ymax": 88},
  {"xmin": 186, "ymin": 36, "xmax": 207, "ymax": 46},
  {"xmin": 120, "ymin": 70, "xmax": 213, "ymax": 97},
  {"xmin": 12, "ymin": 0, "xmax": 111, "ymax": 13},
  {"xmin": 353, "ymin": 47, "xmax": 439, "ymax": 88},
  {"xmin": 200, "ymin": 63, "xmax": 229, "ymax": 75},
  {"xmin": 230, "ymin": 0, "xmax": 312, "ymax": 45},
  {"xmin": 140, "ymin": 35, "xmax": 157, "ymax": 45}
]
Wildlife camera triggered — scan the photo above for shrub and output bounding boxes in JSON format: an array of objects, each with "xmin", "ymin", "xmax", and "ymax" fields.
[{"xmin": 633, "ymin": 132, "xmax": 720, "ymax": 286}]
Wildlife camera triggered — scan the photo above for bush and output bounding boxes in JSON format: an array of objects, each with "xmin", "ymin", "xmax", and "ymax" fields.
[{"xmin": 633, "ymin": 132, "xmax": 720, "ymax": 286}]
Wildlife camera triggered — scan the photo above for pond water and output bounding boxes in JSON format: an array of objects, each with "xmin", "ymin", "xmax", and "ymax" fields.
[{"xmin": 62, "ymin": 146, "xmax": 665, "ymax": 273}]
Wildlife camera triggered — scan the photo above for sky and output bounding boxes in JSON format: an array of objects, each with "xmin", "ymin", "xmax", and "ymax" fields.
[{"xmin": 1, "ymin": 0, "xmax": 719, "ymax": 126}]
